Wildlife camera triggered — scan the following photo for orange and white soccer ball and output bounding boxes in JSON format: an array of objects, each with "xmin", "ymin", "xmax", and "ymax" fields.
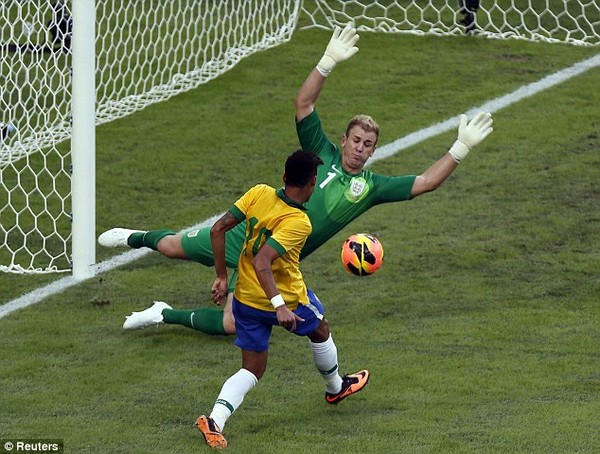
[{"xmin": 341, "ymin": 233, "xmax": 384, "ymax": 276}]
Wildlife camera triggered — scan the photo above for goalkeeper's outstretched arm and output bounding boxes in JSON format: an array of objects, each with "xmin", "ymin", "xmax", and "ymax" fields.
[
  {"xmin": 295, "ymin": 23, "xmax": 359, "ymax": 122},
  {"xmin": 411, "ymin": 112, "xmax": 494, "ymax": 197}
]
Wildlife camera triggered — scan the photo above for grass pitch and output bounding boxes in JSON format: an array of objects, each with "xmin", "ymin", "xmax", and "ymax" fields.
[{"xmin": 1, "ymin": 29, "xmax": 599, "ymax": 453}]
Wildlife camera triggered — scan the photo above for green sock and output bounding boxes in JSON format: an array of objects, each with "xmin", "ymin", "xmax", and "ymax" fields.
[
  {"xmin": 162, "ymin": 307, "xmax": 227, "ymax": 335},
  {"xmin": 128, "ymin": 229, "xmax": 175, "ymax": 250}
]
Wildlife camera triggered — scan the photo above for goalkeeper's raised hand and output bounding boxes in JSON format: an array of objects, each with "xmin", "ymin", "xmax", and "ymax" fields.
[
  {"xmin": 448, "ymin": 112, "xmax": 494, "ymax": 163},
  {"xmin": 316, "ymin": 23, "xmax": 360, "ymax": 77}
]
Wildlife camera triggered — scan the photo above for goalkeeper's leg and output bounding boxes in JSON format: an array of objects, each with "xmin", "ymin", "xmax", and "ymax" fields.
[
  {"xmin": 99, "ymin": 225, "xmax": 229, "ymax": 266},
  {"xmin": 98, "ymin": 228, "xmax": 190, "ymax": 259},
  {"xmin": 103, "ymin": 226, "xmax": 238, "ymax": 335},
  {"xmin": 162, "ymin": 293, "xmax": 236, "ymax": 335},
  {"xmin": 123, "ymin": 293, "xmax": 236, "ymax": 335},
  {"xmin": 155, "ymin": 255, "xmax": 237, "ymax": 335}
]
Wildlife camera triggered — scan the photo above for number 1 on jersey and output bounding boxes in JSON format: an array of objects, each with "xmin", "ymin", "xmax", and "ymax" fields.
[{"xmin": 320, "ymin": 171, "xmax": 337, "ymax": 189}]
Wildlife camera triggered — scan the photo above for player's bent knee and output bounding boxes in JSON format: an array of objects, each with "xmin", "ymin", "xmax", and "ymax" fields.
[
  {"xmin": 222, "ymin": 312, "xmax": 236, "ymax": 335},
  {"xmin": 308, "ymin": 318, "xmax": 330, "ymax": 343},
  {"xmin": 157, "ymin": 234, "xmax": 188, "ymax": 259},
  {"xmin": 220, "ymin": 293, "xmax": 236, "ymax": 334}
]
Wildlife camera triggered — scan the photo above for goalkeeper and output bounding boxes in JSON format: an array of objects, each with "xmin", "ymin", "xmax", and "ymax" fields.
[{"xmin": 99, "ymin": 24, "xmax": 493, "ymax": 335}]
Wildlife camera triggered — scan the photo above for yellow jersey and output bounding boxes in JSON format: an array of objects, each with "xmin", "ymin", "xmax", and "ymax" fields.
[{"xmin": 230, "ymin": 184, "xmax": 311, "ymax": 311}]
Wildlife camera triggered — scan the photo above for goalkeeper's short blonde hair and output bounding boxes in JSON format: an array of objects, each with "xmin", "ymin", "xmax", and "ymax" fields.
[{"xmin": 345, "ymin": 114, "xmax": 380, "ymax": 145}]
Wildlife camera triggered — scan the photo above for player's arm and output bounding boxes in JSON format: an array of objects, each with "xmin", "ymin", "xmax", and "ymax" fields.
[
  {"xmin": 252, "ymin": 244, "xmax": 304, "ymax": 332},
  {"xmin": 251, "ymin": 244, "xmax": 281, "ymax": 304},
  {"xmin": 411, "ymin": 112, "xmax": 494, "ymax": 197},
  {"xmin": 295, "ymin": 70, "xmax": 325, "ymax": 122},
  {"xmin": 210, "ymin": 211, "xmax": 240, "ymax": 305},
  {"xmin": 295, "ymin": 23, "xmax": 359, "ymax": 122},
  {"xmin": 410, "ymin": 153, "xmax": 458, "ymax": 197}
]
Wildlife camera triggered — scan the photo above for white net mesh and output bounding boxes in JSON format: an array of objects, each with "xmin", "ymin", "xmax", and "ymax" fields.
[
  {"xmin": 0, "ymin": 0, "xmax": 300, "ymax": 274},
  {"xmin": 0, "ymin": 1, "xmax": 72, "ymax": 273},
  {"xmin": 301, "ymin": 1, "xmax": 600, "ymax": 46},
  {"xmin": 1, "ymin": 0, "xmax": 598, "ymax": 274}
]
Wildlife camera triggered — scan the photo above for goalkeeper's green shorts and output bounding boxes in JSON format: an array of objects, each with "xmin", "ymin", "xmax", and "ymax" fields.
[
  {"xmin": 180, "ymin": 224, "xmax": 246, "ymax": 268},
  {"xmin": 180, "ymin": 225, "xmax": 243, "ymax": 293}
]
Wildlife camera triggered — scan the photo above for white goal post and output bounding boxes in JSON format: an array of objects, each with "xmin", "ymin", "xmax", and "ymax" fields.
[{"xmin": 1, "ymin": 0, "xmax": 598, "ymax": 275}]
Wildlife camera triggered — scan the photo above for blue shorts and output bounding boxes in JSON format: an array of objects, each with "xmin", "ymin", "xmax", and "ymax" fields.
[{"xmin": 233, "ymin": 289, "xmax": 325, "ymax": 352}]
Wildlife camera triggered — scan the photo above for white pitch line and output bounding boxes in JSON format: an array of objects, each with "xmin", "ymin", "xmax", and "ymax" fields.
[
  {"xmin": 1, "ymin": 53, "xmax": 599, "ymax": 319},
  {"xmin": 0, "ymin": 214, "xmax": 223, "ymax": 319},
  {"xmin": 371, "ymin": 53, "xmax": 600, "ymax": 163}
]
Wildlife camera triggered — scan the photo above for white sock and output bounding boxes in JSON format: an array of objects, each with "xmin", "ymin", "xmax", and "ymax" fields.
[
  {"xmin": 210, "ymin": 368, "xmax": 258, "ymax": 431},
  {"xmin": 309, "ymin": 334, "xmax": 343, "ymax": 394}
]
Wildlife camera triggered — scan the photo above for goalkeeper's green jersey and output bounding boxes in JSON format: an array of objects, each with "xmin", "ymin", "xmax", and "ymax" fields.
[
  {"xmin": 181, "ymin": 109, "xmax": 416, "ymax": 266},
  {"xmin": 297, "ymin": 109, "xmax": 416, "ymax": 259}
]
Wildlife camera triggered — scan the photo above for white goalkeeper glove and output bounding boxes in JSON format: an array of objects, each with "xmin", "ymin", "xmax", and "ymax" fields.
[
  {"xmin": 316, "ymin": 23, "xmax": 360, "ymax": 77},
  {"xmin": 448, "ymin": 111, "xmax": 494, "ymax": 163}
]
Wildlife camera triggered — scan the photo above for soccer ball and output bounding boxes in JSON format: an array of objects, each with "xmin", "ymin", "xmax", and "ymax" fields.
[{"xmin": 341, "ymin": 233, "xmax": 384, "ymax": 276}]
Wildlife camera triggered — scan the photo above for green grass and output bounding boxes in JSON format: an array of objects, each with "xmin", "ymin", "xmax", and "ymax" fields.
[{"xmin": 1, "ymin": 30, "xmax": 599, "ymax": 453}]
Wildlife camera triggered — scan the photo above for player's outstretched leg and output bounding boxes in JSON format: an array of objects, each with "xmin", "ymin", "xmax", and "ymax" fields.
[
  {"xmin": 98, "ymin": 228, "xmax": 144, "ymax": 248},
  {"xmin": 123, "ymin": 301, "xmax": 172, "ymax": 330},
  {"xmin": 161, "ymin": 306, "xmax": 230, "ymax": 335},
  {"xmin": 98, "ymin": 228, "xmax": 181, "ymax": 256},
  {"xmin": 325, "ymin": 370, "xmax": 370, "ymax": 404},
  {"xmin": 121, "ymin": 302, "xmax": 232, "ymax": 335}
]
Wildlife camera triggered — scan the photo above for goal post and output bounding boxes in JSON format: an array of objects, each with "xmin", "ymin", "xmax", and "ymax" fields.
[
  {"xmin": 71, "ymin": 0, "xmax": 95, "ymax": 280},
  {"xmin": 0, "ymin": 0, "xmax": 598, "ymax": 275}
]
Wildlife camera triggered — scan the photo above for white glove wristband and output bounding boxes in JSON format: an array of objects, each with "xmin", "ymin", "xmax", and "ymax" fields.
[
  {"xmin": 448, "ymin": 139, "xmax": 470, "ymax": 163},
  {"xmin": 316, "ymin": 55, "xmax": 336, "ymax": 77},
  {"xmin": 270, "ymin": 294, "xmax": 285, "ymax": 309}
]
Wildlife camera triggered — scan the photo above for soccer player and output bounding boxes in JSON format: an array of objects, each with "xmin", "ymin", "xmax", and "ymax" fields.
[
  {"xmin": 196, "ymin": 149, "xmax": 369, "ymax": 448},
  {"xmin": 99, "ymin": 24, "xmax": 494, "ymax": 335}
]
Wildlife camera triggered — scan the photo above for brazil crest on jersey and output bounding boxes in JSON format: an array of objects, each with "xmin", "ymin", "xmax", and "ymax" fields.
[
  {"xmin": 229, "ymin": 184, "xmax": 311, "ymax": 312},
  {"xmin": 296, "ymin": 109, "xmax": 417, "ymax": 259}
]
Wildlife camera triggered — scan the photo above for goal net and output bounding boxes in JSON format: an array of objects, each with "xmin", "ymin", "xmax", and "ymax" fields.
[
  {"xmin": 0, "ymin": 0, "xmax": 300, "ymax": 274},
  {"xmin": 301, "ymin": 1, "xmax": 600, "ymax": 46},
  {"xmin": 1, "ymin": 0, "xmax": 598, "ymax": 274}
]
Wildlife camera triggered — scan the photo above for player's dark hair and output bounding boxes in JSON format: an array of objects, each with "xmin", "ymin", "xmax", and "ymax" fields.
[{"xmin": 284, "ymin": 149, "xmax": 323, "ymax": 187}]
